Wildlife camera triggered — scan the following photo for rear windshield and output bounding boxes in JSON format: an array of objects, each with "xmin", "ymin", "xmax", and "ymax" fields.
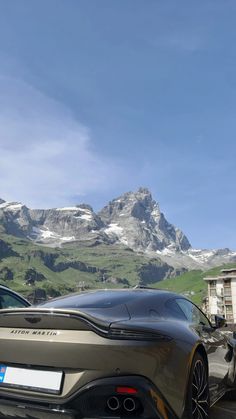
[
  {"xmin": 40, "ymin": 291, "xmax": 150, "ymax": 321},
  {"xmin": 41, "ymin": 291, "xmax": 143, "ymax": 309}
]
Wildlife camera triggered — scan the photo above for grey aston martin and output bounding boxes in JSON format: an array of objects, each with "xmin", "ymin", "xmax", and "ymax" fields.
[{"xmin": 0, "ymin": 288, "xmax": 235, "ymax": 419}]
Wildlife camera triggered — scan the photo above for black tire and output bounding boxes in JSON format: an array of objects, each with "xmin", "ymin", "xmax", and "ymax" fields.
[
  {"xmin": 223, "ymin": 389, "xmax": 236, "ymax": 401},
  {"xmin": 183, "ymin": 352, "xmax": 210, "ymax": 419}
]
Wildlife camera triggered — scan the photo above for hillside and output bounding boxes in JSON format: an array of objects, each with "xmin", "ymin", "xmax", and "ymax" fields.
[
  {"xmin": 0, "ymin": 233, "xmax": 180, "ymax": 298},
  {"xmin": 1, "ymin": 231, "xmax": 236, "ymax": 306},
  {"xmin": 1, "ymin": 188, "xmax": 236, "ymax": 305},
  {"xmin": 156, "ymin": 263, "xmax": 236, "ymax": 305}
]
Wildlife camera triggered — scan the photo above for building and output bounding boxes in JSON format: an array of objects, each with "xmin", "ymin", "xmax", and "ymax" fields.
[{"xmin": 204, "ymin": 268, "xmax": 236, "ymax": 324}]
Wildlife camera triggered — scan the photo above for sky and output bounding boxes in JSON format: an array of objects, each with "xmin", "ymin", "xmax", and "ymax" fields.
[{"xmin": 0, "ymin": 0, "xmax": 236, "ymax": 249}]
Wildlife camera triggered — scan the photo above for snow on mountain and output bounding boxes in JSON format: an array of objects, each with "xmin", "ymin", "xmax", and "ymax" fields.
[
  {"xmin": 0, "ymin": 201, "xmax": 105, "ymax": 245},
  {"xmin": 99, "ymin": 187, "xmax": 191, "ymax": 252},
  {"xmin": 0, "ymin": 201, "xmax": 23, "ymax": 211},
  {"xmin": 0, "ymin": 189, "xmax": 236, "ymax": 269},
  {"xmin": 156, "ymin": 247, "xmax": 236, "ymax": 269},
  {"xmin": 104, "ymin": 223, "xmax": 128, "ymax": 245}
]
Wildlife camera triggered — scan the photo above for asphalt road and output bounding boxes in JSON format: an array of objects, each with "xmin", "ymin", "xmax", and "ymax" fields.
[{"xmin": 211, "ymin": 401, "xmax": 236, "ymax": 418}]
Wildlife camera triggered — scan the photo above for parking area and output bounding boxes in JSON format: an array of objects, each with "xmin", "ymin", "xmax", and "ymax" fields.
[{"xmin": 211, "ymin": 401, "xmax": 236, "ymax": 418}]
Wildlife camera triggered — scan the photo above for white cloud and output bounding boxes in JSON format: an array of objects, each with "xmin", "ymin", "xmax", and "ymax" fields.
[{"xmin": 0, "ymin": 76, "xmax": 121, "ymax": 208}]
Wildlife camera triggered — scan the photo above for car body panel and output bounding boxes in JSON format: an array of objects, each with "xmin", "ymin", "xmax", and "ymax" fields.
[
  {"xmin": 0, "ymin": 322, "xmax": 189, "ymax": 417},
  {"xmin": 0, "ymin": 289, "xmax": 234, "ymax": 418}
]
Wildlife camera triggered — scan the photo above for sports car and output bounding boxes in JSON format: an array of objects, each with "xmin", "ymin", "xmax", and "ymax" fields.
[{"xmin": 0, "ymin": 288, "xmax": 235, "ymax": 419}]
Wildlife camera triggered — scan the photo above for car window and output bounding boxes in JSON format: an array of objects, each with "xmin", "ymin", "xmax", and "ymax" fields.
[
  {"xmin": 165, "ymin": 299, "xmax": 187, "ymax": 320},
  {"xmin": 0, "ymin": 290, "xmax": 28, "ymax": 309},
  {"xmin": 176, "ymin": 298, "xmax": 210, "ymax": 327},
  {"xmin": 42, "ymin": 291, "xmax": 144, "ymax": 309}
]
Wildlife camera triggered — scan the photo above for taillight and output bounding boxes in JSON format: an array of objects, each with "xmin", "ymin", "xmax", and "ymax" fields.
[
  {"xmin": 116, "ymin": 386, "xmax": 138, "ymax": 394},
  {"xmin": 108, "ymin": 328, "xmax": 172, "ymax": 341}
]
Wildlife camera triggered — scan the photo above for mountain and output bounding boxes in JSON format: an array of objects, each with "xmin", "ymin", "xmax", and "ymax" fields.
[
  {"xmin": 99, "ymin": 188, "xmax": 191, "ymax": 252},
  {"xmin": 1, "ymin": 188, "xmax": 236, "ymax": 270},
  {"xmin": 0, "ymin": 201, "xmax": 107, "ymax": 246},
  {"xmin": 0, "ymin": 188, "xmax": 189, "ymax": 252}
]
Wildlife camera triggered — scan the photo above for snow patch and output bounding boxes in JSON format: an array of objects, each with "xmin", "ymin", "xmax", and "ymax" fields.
[
  {"xmin": 104, "ymin": 223, "xmax": 128, "ymax": 245},
  {"xmin": 187, "ymin": 249, "xmax": 216, "ymax": 262},
  {"xmin": 151, "ymin": 205, "xmax": 161, "ymax": 219},
  {"xmin": 61, "ymin": 236, "xmax": 76, "ymax": 242},
  {"xmin": 32, "ymin": 226, "xmax": 59, "ymax": 239},
  {"xmin": 31, "ymin": 227, "xmax": 75, "ymax": 242},
  {"xmin": 0, "ymin": 202, "xmax": 23, "ymax": 211},
  {"xmin": 56, "ymin": 207, "xmax": 79, "ymax": 211},
  {"xmin": 56, "ymin": 206, "xmax": 93, "ymax": 221},
  {"xmin": 156, "ymin": 247, "xmax": 176, "ymax": 256},
  {"xmin": 105, "ymin": 223, "xmax": 124, "ymax": 235},
  {"xmin": 76, "ymin": 207, "xmax": 92, "ymax": 213},
  {"xmin": 75, "ymin": 213, "xmax": 92, "ymax": 221}
]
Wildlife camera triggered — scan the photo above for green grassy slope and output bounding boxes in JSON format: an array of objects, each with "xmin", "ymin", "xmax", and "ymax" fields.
[
  {"xmin": 0, "ymin": 234, "xmax": 172, "ymax": 298},
  {"xmin": 1, "ymin": 233, "xmax": 236, "ymax": 305},
  {"xmin": 156, "ymin": 263, "xmax": 236, "ymax": 305}
]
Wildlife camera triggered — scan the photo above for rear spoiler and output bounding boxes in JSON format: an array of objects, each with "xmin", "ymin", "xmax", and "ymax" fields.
[{"xmin": 0, "ymin": 308, "xmax": 110, "ymax": 336}]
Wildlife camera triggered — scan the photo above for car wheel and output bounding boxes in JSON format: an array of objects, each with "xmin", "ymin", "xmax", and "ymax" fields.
[{"xmin": 183, "ymin": 352, "xmax": 210, "ymax": 419}]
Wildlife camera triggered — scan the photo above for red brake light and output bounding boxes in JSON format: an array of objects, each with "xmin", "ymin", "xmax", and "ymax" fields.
[{"xmin": 116, "ymin": 386, "xmax": 138, "ymax": 394}]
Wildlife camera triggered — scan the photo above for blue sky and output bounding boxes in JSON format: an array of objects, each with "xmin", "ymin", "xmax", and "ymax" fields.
[{"xmin": 0, "ymin": 0, "xmax": 236, "ymax": 249}]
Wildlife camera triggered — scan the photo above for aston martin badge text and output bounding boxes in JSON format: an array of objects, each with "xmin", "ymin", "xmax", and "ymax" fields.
[{"xmin": 10, "ymin": 330, "xmax": 58, "ymax": 336}]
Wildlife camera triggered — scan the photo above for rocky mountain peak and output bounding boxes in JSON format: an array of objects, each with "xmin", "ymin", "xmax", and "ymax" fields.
[
  {"xmin": 1, "ymin": 190, "xmax": 236, "ymax": 269},
  {"xmin": 0, "ymin": 189, "xmax": 190, "ymax": 253},
  {"xmin": 98, "ymin": 188, "xmax": 157, "ymax": 222},
  {"xmin": 99, "ymin": 188, "xmax": 191, "ymax": 252}
]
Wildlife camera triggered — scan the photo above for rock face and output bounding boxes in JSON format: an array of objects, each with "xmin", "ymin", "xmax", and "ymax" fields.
[
  {"xmin": 0, "ymin": 201, "xmax": 106, "ymax": 246},
  {"xmin": 0, "ymin": 202, "xmax": 31, "ymax": 237},
  {"xmin": 0, "ymin": 189, "xmax": 189, "ymax": 252},
  {"xmin": 99, "ymin": 188, "xmax": 191, "ymax": 252},
  {"xmin": 29, "ymin": 204, "xmax": 106, "ymax": 245},
  {"xmin": 0, "ymin": 189, "xmax": 236, "ymax": 269}
]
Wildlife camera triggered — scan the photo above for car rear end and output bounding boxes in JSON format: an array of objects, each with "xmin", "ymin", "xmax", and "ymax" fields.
[{"xmin": 0, "ymin": 307, "xmax": 179, "ymax": 419}]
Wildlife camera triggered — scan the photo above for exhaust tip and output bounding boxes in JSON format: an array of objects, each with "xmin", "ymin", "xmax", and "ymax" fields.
[
  {"xmin": 123, "ymin": 397, "xmax": 136, "ymax": 412},
  {"xmin": 107, "ymin": 396, "xmax": 120, "ymax": 411}
]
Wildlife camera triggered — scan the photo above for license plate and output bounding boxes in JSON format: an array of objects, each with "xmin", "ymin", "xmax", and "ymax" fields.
[{"xmin": 0, "ymin": 365, "xmax": 63, "ymax": 394}]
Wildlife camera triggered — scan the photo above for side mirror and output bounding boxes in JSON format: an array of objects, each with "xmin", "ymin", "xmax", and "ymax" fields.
[{"xmin": 215, "ymin": 315, "xmax": 226, "ymax": 329}]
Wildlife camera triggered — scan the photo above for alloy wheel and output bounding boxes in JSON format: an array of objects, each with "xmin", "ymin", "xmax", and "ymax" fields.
[{"xmin": 192, "ymin": 359, "xmax": 209, "ymax": 419}]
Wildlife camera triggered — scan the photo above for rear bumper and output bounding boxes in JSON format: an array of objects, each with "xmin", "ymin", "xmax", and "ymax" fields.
[
  {"xmin": 0, "ymin": 376, "xmax": 179, "ymax": 419},
  {"xmin": 0, "ymin": 398, "xmax": 74, "ymax": 418}
]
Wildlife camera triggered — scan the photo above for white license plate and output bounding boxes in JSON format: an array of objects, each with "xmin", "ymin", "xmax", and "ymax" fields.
[{"xmin": 0, "ymin": 365, "xmax": 63, "ymax": 394}]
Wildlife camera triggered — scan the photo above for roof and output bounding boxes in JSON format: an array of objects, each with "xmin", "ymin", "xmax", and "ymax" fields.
[
  {"xmin": 41, "ymin": 287, "xmax": 178, "ymax": 307},
  {"xmin": 221, "ymin": 268, "xmax": 236, "ymax": 274}
]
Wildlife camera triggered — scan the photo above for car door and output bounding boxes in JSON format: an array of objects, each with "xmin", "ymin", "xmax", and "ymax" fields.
[{"xmin": 175, "ymin": 298, "xmax": 230, "ymax": 399}]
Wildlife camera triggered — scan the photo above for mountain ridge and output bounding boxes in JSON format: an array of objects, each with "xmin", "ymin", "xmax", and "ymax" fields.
[{"xmin": 1, "ymin": 188, "xmax": 235, "ymax": 270}]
